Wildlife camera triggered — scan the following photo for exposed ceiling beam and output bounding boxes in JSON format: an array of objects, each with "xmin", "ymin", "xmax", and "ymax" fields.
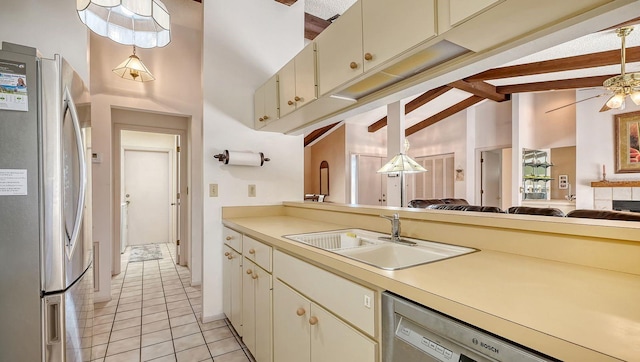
[
  {"xmin": 367, "ymin": 86, "xmax": 451, "ymax": 132},
  {"xmin": 495, "ymin": 74, "xmax": 614, "ymax": 94},
  {"xmin": 465, "ymin": 46, "xmax": 640, "ymax": 81},
  {"xmin": 304, "ymin": 122, "xmax": 340, "ymax": 147},
  {"xmin": 275, "ymin": 0, "xmax": 298, "ymax": 5},
  {"xmin": 305, "ymin": 12, "xmax": 331, "ymax": 40},
  {"xmin": 405, "ymin": 96, "xmax": 484, "ymax": 137},
  {"xmin": 448, "ymin": 80, "xmax": 508, "ymax": 102}
]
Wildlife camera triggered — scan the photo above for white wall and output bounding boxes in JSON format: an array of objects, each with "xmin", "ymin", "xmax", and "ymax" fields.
[
  {"xmin": 0, "ymin": 0, "xmax": 89, "ymax": 82},
  {"xmin": 201, "ymin": 0, "xmax": 304, "ymax": 321},
  {"xmin": 575, "ymin": 89, "xmax": 640, "ymax": 209}
]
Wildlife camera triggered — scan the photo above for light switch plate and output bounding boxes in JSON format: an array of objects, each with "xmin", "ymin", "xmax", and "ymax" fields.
[
  {"xmin": 209, "ymin": 184, "xmax": 218, "ymax": 197},
  {"xmin": 248, "ymin": 184, "xmax": 256, "ymax": 197}
]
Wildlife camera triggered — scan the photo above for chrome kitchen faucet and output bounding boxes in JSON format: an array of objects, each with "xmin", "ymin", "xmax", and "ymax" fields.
[{"xmin": 380, "ymin": 214, "xmax": 416, "ymax": 246}]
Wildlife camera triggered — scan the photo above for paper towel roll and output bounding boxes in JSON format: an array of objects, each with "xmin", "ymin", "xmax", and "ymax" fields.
[{"xmin": 223, "ymin": 150, "xmax": 268, "ymax": 166}]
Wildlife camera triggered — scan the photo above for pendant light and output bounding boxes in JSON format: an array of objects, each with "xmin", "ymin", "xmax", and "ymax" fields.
[
  {"xmin": 77, "ymin": 0, "xmax": 171, "ymax": 48},
  {"xmin": 377, "ymin": 139, "xmax": 427, "ymax": 207},
  {"xmin": 112, "ymin": 46, "xmax": 155, "ymax": 82}
]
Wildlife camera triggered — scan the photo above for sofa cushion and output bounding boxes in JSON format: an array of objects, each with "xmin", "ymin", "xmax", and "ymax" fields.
[{"xmin": 507, "ymin": 206, "xmax": 565, "ymax": 217}]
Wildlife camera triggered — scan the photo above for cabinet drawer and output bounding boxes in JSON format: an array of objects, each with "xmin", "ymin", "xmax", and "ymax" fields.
[
  {"xmin": 224, "ymin": 227, "xmax": 242, "ymax": 252},
  {"xmin": 243, "ymin": 235, "xmax": 272, "ymax": 272},
  {"xmin": 274, "ymin": 250, "xmax": 375, "ymax": 337}
]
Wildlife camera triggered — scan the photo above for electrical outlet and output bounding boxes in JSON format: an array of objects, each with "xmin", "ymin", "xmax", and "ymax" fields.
[
  {"xmin": 209, "ymin": 184, "xmax": 218, "ymax": 197},
  {"xmin": 364, "ymin": 295, "xmax": 371, "ymax": 309},
  {"xmin": 248, "ymin": 184, "xmax": 256, "ymax": 197}
]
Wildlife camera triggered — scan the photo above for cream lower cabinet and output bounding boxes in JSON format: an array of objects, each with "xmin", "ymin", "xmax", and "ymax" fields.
[
  {"xmin": 242, "ymin": 258, "xmax": 272, "ymax": 362},
  {"xmin": 222, "ymin": 244, "xmax": 243, "ymax": 336},
  {"xmin": 274, "ymin": 279, "xmax": 376, "ymax": 362}
]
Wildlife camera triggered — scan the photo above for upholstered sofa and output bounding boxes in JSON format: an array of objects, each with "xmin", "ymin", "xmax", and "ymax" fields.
[
  {"xmin": 407, "ymin": 198, "xmax": 469, "ymax": 208},
  {"xmin": 507, "ymin": 206, "xmax": 565, "ymax": 217}
]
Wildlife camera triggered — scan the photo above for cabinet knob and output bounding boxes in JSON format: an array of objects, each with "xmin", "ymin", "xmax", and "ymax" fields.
[
  {"xmin": 309, "ymin": 316, "xmax": 319, "ymax": 325},
  {"xmin": 246, "ymin": 269, "xmax": 253, "ymax": 275},
  {"xmin": 252, "ymin": 274, "xmax": 258, "ymax": 280},
  {"xmin": 224, "ymin": 252, "xmax": 230, "ymax": 257},
  {"xmin": 249, "ymin": 248, "xmax": 256, "ymax": 255},
  {"xmin": 227, "ymin": 255, "xmax": 233, "ymax": 260},
  {"xmin": 263, "ymin": 115, "xmax": 269, "ymax": 120},
  {"xmin": 258, "ymin": 117, "xmax": 264, "ymax": 122},
  {"xmin": 364, "ymin": 52, "xmax": 373, "ymax": 61},
  {"xmin": 349, "ymin": 62, "xmax": 358, "ymax": 69},
  {"xmin": 296, "ymin": 308, "xmax": 306, "ymax": 316},
  {"xmin": 226, "ymin": 236, "xmax": 233, "ymax": 241},
  {"xmin": 294, "ymin": 96, "xmax": 301, "ymax": 102},
  {"xmin": 288, "ymin": 100, "xmax": 294, "ymax": 106}
]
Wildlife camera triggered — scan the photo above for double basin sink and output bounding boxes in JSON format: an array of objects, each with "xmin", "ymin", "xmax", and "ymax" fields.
[{"xmin": 284, "ymin": 229, "xmax": 475, "ymax": 270}]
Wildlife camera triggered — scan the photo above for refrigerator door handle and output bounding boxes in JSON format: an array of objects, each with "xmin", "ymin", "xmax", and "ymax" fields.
[
  {"xmin": 63, "ymin": 86, "xmax": 87, "ymax": 260},
  {"xmin": 44, "ymin": 295, "xmax": 61, "ymax": 344}
]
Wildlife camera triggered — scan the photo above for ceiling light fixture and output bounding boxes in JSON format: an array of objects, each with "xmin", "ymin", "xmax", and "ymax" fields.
[
  {"xmin": 601, "ymin": 27, "xmax": 640, "ymax": 111},
  {"xmin": 112, "ymin": 46, "xmax": 155, "ymax": 82},
  {"xmin": 377, "ymin": 139, "xmax": 427, "ymax": 207},
  {"xmin": 77, "ymin": 0, "xmax": 171, "ymax": 48}
]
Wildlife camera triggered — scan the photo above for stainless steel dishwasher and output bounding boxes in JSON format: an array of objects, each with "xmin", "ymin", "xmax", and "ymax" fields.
[{"xmin": 382, "ymin": 292, "xmax": 558, "ymax": 362}]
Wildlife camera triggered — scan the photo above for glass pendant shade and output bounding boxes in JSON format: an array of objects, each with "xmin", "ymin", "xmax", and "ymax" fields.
[
  {"xmin": 377, "ymin": 153, "xmax": 427, "ymax": 174},
  {"xmin": 630, "ymin": 90, "xmax": 640, "ymax": 106},
  {"xmin": 112, "ymin": 49, "xmax": 155, "ymax": 82},
  {"xmin": 605, "ymin": 93, "xmax": 626, "ymax": 109},
  {"xmin": 77, "ymin": 0, "xmax": 171, "ymax": 48}
]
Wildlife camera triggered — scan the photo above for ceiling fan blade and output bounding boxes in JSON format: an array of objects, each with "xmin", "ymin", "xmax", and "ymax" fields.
[
  {"xmin": 545, "ymin": 93, "xmax": 607, "ymax": 114},
  {"xmin": 599, "ymin": 103, "xmax": 612, "ymax": 112}
]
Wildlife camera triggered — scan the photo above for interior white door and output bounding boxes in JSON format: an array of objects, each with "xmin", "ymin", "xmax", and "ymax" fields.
[
  {"xmin": 174, "ymin": 135, "xmax": 181, "ymax": 264},
  {"xmin": 124, "ymin": 149, "xmax": 171, "ymax": 245},
  {"xmin": 481, "ymin": 150, "xmax": 502, "ymax": 207}
]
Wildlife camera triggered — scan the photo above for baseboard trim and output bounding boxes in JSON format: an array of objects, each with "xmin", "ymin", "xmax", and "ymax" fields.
[{"xmin": 201, "ymin": 313, "xmax": 226, "ymax": 324}]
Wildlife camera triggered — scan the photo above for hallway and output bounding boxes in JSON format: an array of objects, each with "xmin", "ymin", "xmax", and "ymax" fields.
[{"xmin": 92, "ymin": 244, "xmax": 253, "ymax": 362}]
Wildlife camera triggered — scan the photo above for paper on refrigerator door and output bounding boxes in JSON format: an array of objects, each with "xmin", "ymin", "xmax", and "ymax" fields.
[
  {"xmin": 0, "ymin": 59, "xmax": 28, "ymax": 112},
  {"xmin": 0, "ymin": 169, "xmax": 27, "ymax": 195}
]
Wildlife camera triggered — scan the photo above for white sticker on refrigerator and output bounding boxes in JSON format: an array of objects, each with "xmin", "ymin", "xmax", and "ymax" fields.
[
  {"xmin": 0, "ymin": 59, "xmax": 28, "ymax": 112},
  {"xmin": 0, "ymin": 169, "xmax": 27, "ymax": 195}
]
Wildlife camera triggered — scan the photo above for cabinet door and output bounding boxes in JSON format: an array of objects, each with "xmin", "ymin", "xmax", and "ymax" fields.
[
  {"xmin": 362, "ymin": 0, "xmax": 436, "ymax": 72},
  {"xmin": 222, "ymin": 245, "xmax": 233, "ymax": 320},
  {"xmin": 254, "ymin": 267, "xmax": 272, "ymax": 362},
  {"xmin": 278, "ymin": 59, "xmax": 296, "ymax": 118},
  {"xmin": 294, "ymin": 43, "xmax": 317, "ymax": 108},
  {"xmin": 273, "ymin": 279, "xmax": 310, "ymax": 362},
  {"xmin": 230, "ymin": 249, "xmax": 243, "ymax": 336},
  {"xmin": 264, "ymin": 75, "xmax": 279, "ymax": 123},
  {"xmin": 254, "ymin": 85, "xmax": 266, "ymax": 129},
  {"xmin": 254, "ymin": 75, "xmax": 279, "ymax": 129},
  {"xmin": 242, "ymin": 258, "xmax": 256, "ymax": 354},
  {"xmin": 310, "ymin": 304, "xmax": 377, "ymax": 362},
  {"xmin": 316, "ymin": 1, "xmax": 363, "ymax": 96}
]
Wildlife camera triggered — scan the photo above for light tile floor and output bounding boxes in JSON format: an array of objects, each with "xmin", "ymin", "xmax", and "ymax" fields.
[{"xmin": 92, "ymin": 243, "xmax": 254, "ymax": 362}]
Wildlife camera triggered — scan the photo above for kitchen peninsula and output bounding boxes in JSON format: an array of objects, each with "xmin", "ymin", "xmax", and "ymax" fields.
[{"xmin": 223, "ymin": 202, "xmax": 640, "ymax": 362}]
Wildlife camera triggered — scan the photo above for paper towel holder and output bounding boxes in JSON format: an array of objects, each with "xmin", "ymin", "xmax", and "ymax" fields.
[{"xmin": 214, "ymin": 150, "xmax": 270, "ymax": 166}]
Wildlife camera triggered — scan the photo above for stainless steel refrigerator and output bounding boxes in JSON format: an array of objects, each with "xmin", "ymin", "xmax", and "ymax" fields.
[{"xmin": 0, "ymin": 42, "xmax": 93, "ymax": 362}]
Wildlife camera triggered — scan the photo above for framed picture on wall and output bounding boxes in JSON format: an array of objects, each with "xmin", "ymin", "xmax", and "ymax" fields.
[{"xmin": 615, "ymin": 110, "xmax": 640, "ymax": 173}]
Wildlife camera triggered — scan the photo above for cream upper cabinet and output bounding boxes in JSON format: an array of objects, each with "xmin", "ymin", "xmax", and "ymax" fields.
[
  {"xmin": 242, "ymin": 258, "xmax": 272, "ymax": 362},
  {"xmin": 273, "ymin": 279, "xmax": 376, "ymax": 362},
  {"xmin": 254, "ymin": 74, "xmax": 279, "ymax": 129},
  {"xmin": 279, "ymin": 43, "xmax": 317, "ymax": 118},
  {"xmin": 316, "ymin": 1, "xmax": 363, "ymax": 97},
  {"xmin": 449, "ymin": 0, "xmax": 501, "ymax": 26},
  {"xmin": 362, "ymin": 0, "xmax": 436, "ymax": 72}
]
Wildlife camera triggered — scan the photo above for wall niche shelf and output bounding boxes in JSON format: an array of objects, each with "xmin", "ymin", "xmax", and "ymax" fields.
[
  {"xmin": 591, "ymin": 180, "xmax": 640, "ymax": 187},
  {"xmin": 523, "ymin": 149, "xmax": 553, "ymax": 200}
]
